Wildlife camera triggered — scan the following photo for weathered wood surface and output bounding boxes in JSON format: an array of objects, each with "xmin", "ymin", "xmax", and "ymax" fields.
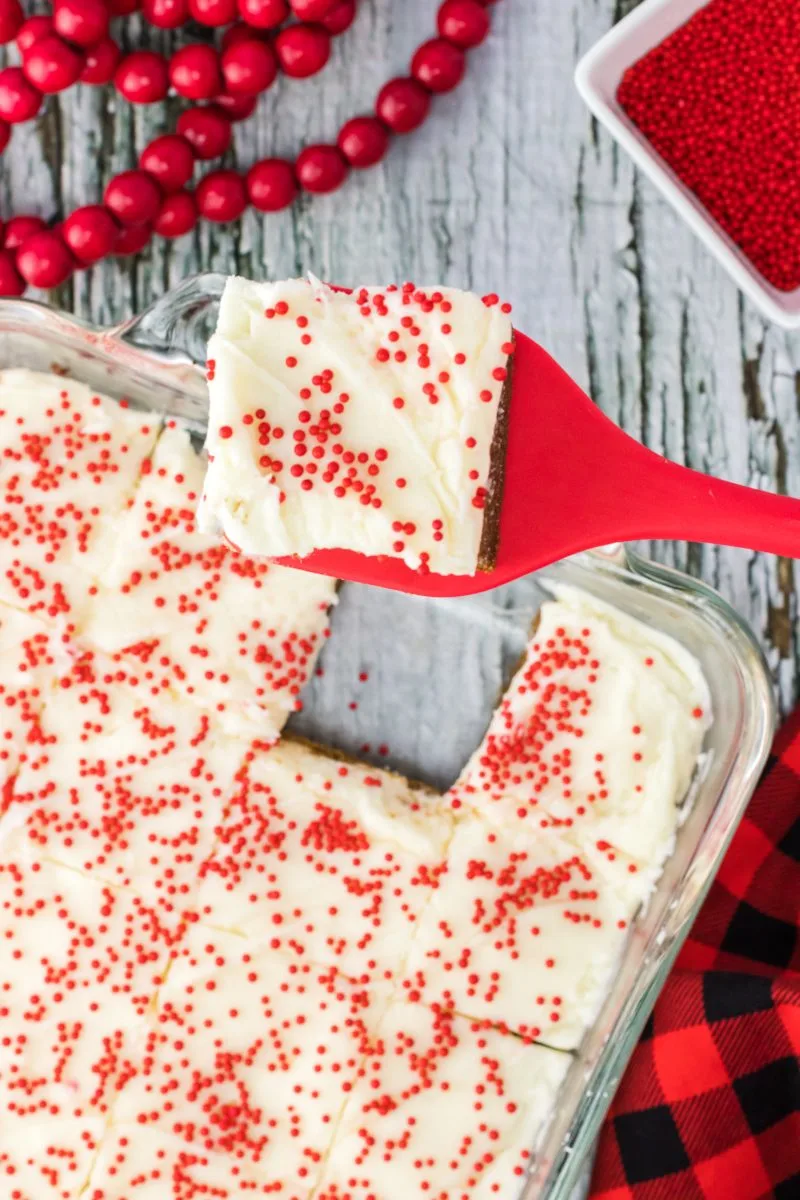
[{"xmin": 2, "ymin": 0, "xmax": 800, "ymax": 715}]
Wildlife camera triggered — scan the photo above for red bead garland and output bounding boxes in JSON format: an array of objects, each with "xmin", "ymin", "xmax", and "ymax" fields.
[
  {"xmin": 338, "ymin": 116, "xmax": 389, "ymax": 168},
  {"xmin": 319, "ymin": 0, "xmax": 354, "ymax": 35},
  {"xmin": 176, "ymin": 106, "xmax": 233, "ymax": 159},
  {"xmin": 16, "ymin": 16, "xmax": 54, "ymax": 54},
  {"xmin": 411, "ymin": 37, "xmax": 466, "ymax": 93},
  {"xmin": 376, "ymin": 77, "xmax": 431, "ymax": 133},
  {"xmin": 246, "ymin": 157, "xmax": 297, "ymax": 210},
  {"xmin": 154, "ymin": 189, "xmax": 197, "ymax": 236},
  {"xmin": 3, "ymin": 214, "xmax": 47, "ymax": 249},
  {"xmin": 62, "ymin": 204, "xmax": 119, "ymax": 263},
  {"xmin": 17, "ymin": 229, "xmax": 75, "ymax": 287},
  {"xmin": 295, "ymin": 143, "xmax": 348, "ymax": 193},
  {"xmin": 221, "ymin": 22, "xmax": 258, "ymax": 51},
  {"xmin": 142, "ymin": 0, "xmax": 190, "ymax": 29},
  {"xmin": 0, "ymin": 66, "xmax": 43, "ymax": 121},
  {"xmin": 0, "ymin": 249, "xmax": 24, "ymax": 295},
  {"xmin": 290, "ymin": 0, "xmax": 336, "ymax": 20},
  {"xmin": 104, "ymin": 170, "xmax": 163, "ymax": 224},
  {"xmin": 0, "ymin": 0, "xmax": 23, "ymax": 46},
  {"xmin": 81, "ymin": 37, "xmax": 122, "ymax": 84},
  {"xmin": 140, "ymin": 134, "xmax": 196, "ymax": 191},
  {"xmin": 275, "ymin": 23, "xmax": 331, "ymax": 78},
  {"xmin": 213, "ymin": 90, "xmax": 256, "ymax": 120},
  {"xmin": 169, "ymin": 43, "xmax": 222, "ymax": 99},
  {"xmin": 52, "ymin": 0, "xmax": 109, "ymax": 48},
  {"xmin": 221, "ymin": 38, "xmax": 278, "ymax": 95},
  {"xmin": 196, "ymin": 168, "xmax": 248, "ymax": 222},
  {"xmin": 114, "ymin": 50, "xmax": 170, "ymax": 104},
  {"xmin": 188, "ymin": 0, "xmax": 238, "ymax": 27},
  {"xmin": 0, "ymin": 0, "xmax": 501, "ymax": 294},
  {"xmin": 238, "ymin": 0, "xmax": 288, "ymax": 29},
  {"xmin": 22, "ymin": 35, "xmax": 84, "ymax": 94},
  {"xmin": 437, "ymin": 0, "xmax": 490, "ymax": 48},
  {"xmin": 115, "ymin": 221, "xmax": 153, "ymax": 255}
]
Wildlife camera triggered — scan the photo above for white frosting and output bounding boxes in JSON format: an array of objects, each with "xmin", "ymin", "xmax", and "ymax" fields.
[
  {"xmin": 8, "ymin": 649, "xmax": 249, "ymax": 915},
  {"xmin": 200, "ymin": 276, "xmax": 513, "ymax": 575},
  {"xmin": 197, "ymin": 738, "xmax": 453, "ymax": 982},
  {"xmin": 403, "ymin": 815, "xmax": 635, "ymax": 1051},
  {"xmin": 0, "ymin": 369, "xmax": 714, "ymax": 1200},
  {"xmin": 80, "ymin": 423, "xmax": 337, "ymax": 741},
  {"xmin": 450, "ymin": 585, "xmax": 712, "ymax": 871},
  {"xmin": 0, "ymin": 373, "xmax": 336, "ymax": 743},
  {"xmin": 96, "ymin": 926, "xmax": 387, "ymax": 1198},
  {"xmin": 0, "ymin": 846, "xmax": 171, "ymax": 1131},
  {"xmin": 0, "ymin": 368, "xmax": 159, "ymax": 627},
  {"xmin": 0, "ymin": 606, "xmax": 71, "ymax": 787},
  {"xmin": 399, "ymin": 588, "xmax": 712, "ymax": 1052},
  {"xmin": 317, "ymin": 998, "xmax": 571, "ymax": 1200},
  {"xmin": 0, "ymin": 1109, "xmax": 106, "ymax": 1200}
]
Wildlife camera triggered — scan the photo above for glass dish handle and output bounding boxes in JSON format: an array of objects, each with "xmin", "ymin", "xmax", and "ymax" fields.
[{"xmin": 109, "ymin": 273, "xmax": 227, "ymax": 365}]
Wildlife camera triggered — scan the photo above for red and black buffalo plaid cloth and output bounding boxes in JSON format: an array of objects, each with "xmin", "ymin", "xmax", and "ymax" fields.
[{"xmin": 591, "ymin": 706, "xmax": 800, "ymax": 1200}]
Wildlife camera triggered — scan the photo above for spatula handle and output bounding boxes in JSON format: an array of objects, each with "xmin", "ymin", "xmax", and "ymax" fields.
[
  {"xmin": 617, "ymin": 450, "xmax": 800, "ymax": 559},
  {"xmin": 499, "ymin": 335, "xmax": 800, "ymax": 589}
]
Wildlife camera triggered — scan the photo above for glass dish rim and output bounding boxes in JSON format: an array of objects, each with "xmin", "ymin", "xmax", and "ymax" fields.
[
  {"xmin": 0, "ymin": 286, "xmax": 778, "ymax": 1200},
  {"xmin": 527, "ymin": 548, "xmax": 775, "ymax": 1198}
]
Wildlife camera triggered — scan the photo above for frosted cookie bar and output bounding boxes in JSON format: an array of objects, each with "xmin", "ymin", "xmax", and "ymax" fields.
[
  {"xmin": 200, "ymin": 276, "xmax": 514, "ymax": 576},
  {"xmin": 81, "ymin": 423, "xmax": 337, "ymax": 740}
]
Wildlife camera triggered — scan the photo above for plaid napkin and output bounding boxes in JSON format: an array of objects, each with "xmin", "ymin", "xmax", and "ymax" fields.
[{"xmin": 590, "ymin": 707, "xmax": 800, "ymax": 1200}]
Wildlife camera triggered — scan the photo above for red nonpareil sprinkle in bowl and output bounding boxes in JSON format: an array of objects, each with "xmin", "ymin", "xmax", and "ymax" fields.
[{"xmin": 617, "ymin": 0, "xmax": 800, "ymax": 292}]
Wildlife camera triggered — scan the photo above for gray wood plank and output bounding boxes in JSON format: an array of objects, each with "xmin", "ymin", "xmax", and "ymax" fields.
[{"xmin": 2, "ymin": 0, "xmax": 800, "ymax": 712}]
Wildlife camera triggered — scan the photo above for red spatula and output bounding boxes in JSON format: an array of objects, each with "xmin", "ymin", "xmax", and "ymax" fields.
[{"xmin": 272, "ymin": 330, "xmax": 800, "ymax": 597}]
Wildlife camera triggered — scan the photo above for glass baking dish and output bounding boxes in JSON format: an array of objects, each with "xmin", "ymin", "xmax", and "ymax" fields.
[{"xmin": 0, "ymin": 281, "xmax": 776, "ymax": 1200}]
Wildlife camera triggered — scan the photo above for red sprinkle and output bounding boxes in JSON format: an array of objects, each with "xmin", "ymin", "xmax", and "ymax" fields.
[{"xmin": 618, "ymin": 0, "xmax": 800, "ymax": 291}]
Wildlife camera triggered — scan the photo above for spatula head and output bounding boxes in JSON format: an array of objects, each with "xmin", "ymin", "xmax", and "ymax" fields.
[{"xmin": 270, "ymin": 332, "xmax": 614, "ymax": 597}]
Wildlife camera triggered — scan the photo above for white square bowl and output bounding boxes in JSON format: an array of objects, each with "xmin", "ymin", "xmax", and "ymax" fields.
[{"xmin": 574, "ymin": 0, "xmax": 800, "ymax": 329}]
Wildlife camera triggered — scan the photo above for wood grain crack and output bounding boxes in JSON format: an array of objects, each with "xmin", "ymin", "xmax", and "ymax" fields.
[
  {"xmin": 628, "ymin": 173, "xmax": 650, "ymax": 446},
  {"xmin": 743, "ymin": 357, "xmax": 766, "ymax": 421}
]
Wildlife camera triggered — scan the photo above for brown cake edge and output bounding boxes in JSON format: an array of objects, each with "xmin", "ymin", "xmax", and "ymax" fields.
[
  {"xmin": 281, "ymin": 732, "xmax": 442, "ymax": 801},
  {"xmin": 477, "ymin": 338, "xmax": 515, "ymax": 572}
]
